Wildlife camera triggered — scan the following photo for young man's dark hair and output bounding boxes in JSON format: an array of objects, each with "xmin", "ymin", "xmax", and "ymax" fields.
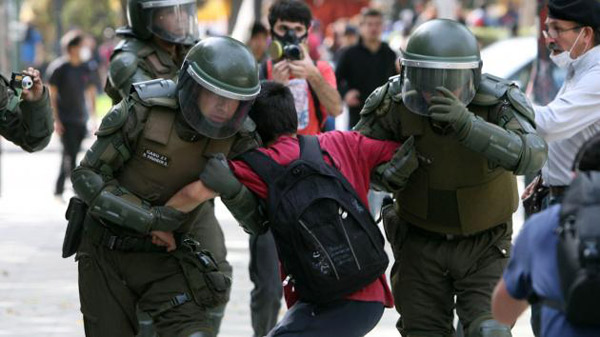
[
  {"xmin": 360, "ymin": 7, "xmax": 383, "ymax": 20},
  {"xmin": 250, "ymin": 81, "xmax": 297, "ymax": 144},
  {"xmin": 573, "ymin": 132, "xmax": 600, "ymax": 171},
  {"xmin": 67, "ymin": 35, "xmax": 83, "ymax": 50},
  {"xmin": 268, "ymin": 0, "xmax": 312, "ymax": 30},
  {"xmin": 60, "ymin": 30, "xmax": 84, "ymax": 53},
  {"xmin": 251, "ymin": 22, "xmax": 268, "ymax": 38}
]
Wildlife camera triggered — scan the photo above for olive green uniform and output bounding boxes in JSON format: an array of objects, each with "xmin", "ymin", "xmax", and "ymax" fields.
[
  {"xmin": 72, "ymin": 81, "xmax": 259, "ymax": 337},
  {"xmin": 356, "ymin": 73, "xmax": 546, "ymax": 337},
  {"xmin": 0, "ymin": 74, "xmax": 53, "ymax": 152},
  {"xmin": 105, "ymin": 34, "xmax": 188, "ymax": 104}
]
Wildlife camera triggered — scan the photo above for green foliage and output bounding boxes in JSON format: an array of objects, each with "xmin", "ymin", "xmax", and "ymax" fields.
[
  {"xmin": 23, "ymin": 0, "xmax": 125, "ymax": 59},
  {"xmin": 61, "ymin": 0, "xmax": 123, "ymax": 39}
]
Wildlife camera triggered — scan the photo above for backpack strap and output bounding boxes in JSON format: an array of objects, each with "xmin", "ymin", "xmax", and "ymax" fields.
[
  {"xmin": 298, "ymin": 135, "xmax": 327, "ymax": 166},
  {"xmin": 238, "ymin": 149, "xmax": 285, "ymax": 186}
]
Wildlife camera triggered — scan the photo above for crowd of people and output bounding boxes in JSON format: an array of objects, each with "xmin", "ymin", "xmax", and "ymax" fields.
[{"xmin": 2, "ymin": 0, "xmax": 600, "ymax": 336}]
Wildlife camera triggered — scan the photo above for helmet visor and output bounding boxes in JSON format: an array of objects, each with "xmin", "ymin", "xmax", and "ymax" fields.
[
  {"xmin": 401, "ymin": 66, "xmax": 476, "ymax": 116},
  {"xmin": 178, "ymin": 70, "xmax": 253, "ymax": 139},
  {"xmin": 143, "ymin": 0, "xmax": 199, "ymax": 44}
]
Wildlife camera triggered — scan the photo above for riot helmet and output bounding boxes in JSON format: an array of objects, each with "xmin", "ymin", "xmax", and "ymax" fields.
[
  {"xmin": 177, "ymin": 37, "xmax": 261, "ymax": 139},
  {"xmin": 400, "ymin": 19, "xmax": 481, "ymax": 116},
  {"xmin": 127, "ymin": 0, "xmax": 199, "ymax": 45}
]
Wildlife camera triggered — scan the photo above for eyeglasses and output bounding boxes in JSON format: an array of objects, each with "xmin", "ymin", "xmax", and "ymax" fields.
[{"xmin": 542, "ymin": 26, "xmax": 582, "ymax": 39}]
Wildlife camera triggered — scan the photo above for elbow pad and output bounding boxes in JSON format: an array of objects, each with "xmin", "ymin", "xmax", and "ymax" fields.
[
  {"xmin": 460, "ymin": 115, "xmax": 523, "ymax": 171},
  {"xmin": 71, "ymin": 168, "xmax": 106, "ymax": 204},
  {"xmin": 88, "ymin": 190, "xmax": 154, "ymax": 234},
  {"xmin": 514, "ymin": 133, "xmax": 548, "ymax": 175},
  {"xmin": 222, "ymin": 185, "xmax": 269, "ymax": 235}
]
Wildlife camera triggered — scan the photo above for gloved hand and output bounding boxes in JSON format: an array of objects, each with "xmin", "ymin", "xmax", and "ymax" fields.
[
  {"xmin": 382, "ymin": 136, "xmax": 419, "ymax": 190},
  {"xmin": 428, "ymin": 87, "xmax": 473, "ymax": 138},
  {"xmin": 200, "ymin": 153, "xmax": 242, "ymax": 199},
  {"xmin": 150, "ymin": 206, "xmax": 189, "ymax": 232}
]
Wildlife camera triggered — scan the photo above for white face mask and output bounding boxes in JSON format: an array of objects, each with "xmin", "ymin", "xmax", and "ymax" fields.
[
  {"xmin": 549, "ymin": 29, "xmax": 584, "ymax": 69},
  {"xmin": 79, "ymin": 47, "xmax": 92, "ymax": 63}
]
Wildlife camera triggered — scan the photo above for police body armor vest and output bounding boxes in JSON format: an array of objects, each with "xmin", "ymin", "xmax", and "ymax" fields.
[
  {"xmin": 116, "ymin": 103, "xmax": 235, "ymax": 231},
  {"xmin": 394, "ymin": 100, "xmax": 518, "ymax": 235}
]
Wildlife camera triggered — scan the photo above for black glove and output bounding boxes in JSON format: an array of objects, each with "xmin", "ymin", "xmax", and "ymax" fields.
[
  {"xmin": 200, "ymin": 153, "xmax": 242, "ymax": 199},
  {"xmin": 150, "ymin": 206, "xmax": 189, "ymax": 231}
]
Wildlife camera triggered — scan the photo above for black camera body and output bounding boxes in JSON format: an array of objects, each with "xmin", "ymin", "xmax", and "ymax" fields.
[
  {"xmin": 282, "ymin": 43, "xmax": 302, "ymax": 61},
  {"xmin": 10, "ymin": 72, "xmax": 33, "ymax": 90}
]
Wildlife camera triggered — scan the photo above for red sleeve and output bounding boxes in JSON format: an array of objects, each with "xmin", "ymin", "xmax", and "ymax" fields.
[
  {"xmin": 356, "ymin": 132, "xmax": 401, "ymax": 168},
  {"xmin": 228, "ymin": 159, "xmax": 268, "ymax": 199}
]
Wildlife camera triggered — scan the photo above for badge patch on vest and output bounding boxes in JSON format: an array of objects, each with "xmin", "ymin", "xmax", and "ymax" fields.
[{"xmin": 142, "ymin": 149, "xmax": 169, "ymax": 167}]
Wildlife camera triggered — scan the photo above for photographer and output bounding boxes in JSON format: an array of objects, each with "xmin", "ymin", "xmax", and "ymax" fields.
[{"xmin": 0, "ymin": 67, "xmax": 53, "ymax": 152}]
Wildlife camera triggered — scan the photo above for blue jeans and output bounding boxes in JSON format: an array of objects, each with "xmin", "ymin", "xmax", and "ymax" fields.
[{"xmin": 267, "ymin": 300, "xmax": 384, "ymax": 337}]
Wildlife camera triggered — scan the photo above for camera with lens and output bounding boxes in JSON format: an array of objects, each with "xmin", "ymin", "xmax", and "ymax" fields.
[
  {"xmin": 10, "ymin": 72, "xmax": 33, "ymax": 91},
  {"xmin": 268, "ymin": 40, "xmax": 303, "ymax": 61}
]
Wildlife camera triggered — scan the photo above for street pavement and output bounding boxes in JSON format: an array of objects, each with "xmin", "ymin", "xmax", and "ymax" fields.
[{"xmin": 0, "ymin": 134, "xmax": 534, "ymax": 337}]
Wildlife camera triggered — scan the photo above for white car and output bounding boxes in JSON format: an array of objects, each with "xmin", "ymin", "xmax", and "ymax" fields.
[{"xmin": 481, "ymin": 36, "xmax": 538, "ymax": 88}]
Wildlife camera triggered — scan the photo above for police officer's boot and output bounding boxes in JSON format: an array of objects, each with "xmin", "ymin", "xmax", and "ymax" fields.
[
  {"xmin": 206, "ymin": 303, "xmax": 227, "ymax": 336},
  {"xmin": 187, "ymin": 332, "xmax": 213, "ymax": 337},
  {"xmin": 466, "ymin": 317, "xmax": 511, "ymax": 337}
]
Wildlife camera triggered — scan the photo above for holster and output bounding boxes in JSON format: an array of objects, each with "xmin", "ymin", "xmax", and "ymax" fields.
[
  {"xmin": 381, "ymin": 197, "xmax": 408, "ymax": 260},
  {"xmin": 523, "ymin": 176, "xmax": 549, "ymax": 216},
  {"xmin": 172, "ymin": 236, "xmax": 231, "ymax": 308},
  {"xmin": 62, "ymin": 197, "xmax": 88, "ymax": 258}
]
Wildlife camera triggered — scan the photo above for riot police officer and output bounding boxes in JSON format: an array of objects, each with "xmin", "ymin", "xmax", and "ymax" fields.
[
  {"xmin": 105, "ymin": 0, "xmax": 199, "ymax": 103},
  {"xmin": 105, "ymin": 2, "xmax": 231, "ymax": 335},
  {"xmin": 0, "ymin": 68, "xmax": 53, "ymax": 152},
  {"xmin": 356, "ymin": 19, "xmax": 548, "ymax": 337},
  {"xmin": 70, "ymin": 37, "xmax": 260, "ymax": 337}
]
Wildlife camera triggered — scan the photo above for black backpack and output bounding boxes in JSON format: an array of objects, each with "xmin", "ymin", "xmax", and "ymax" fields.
[
  {"xmin": 239, "ymin": 135, "xmax": 389, "ymax": 304},
  {"xmin": 540, "ymin": 171, "xmax": 600, "ymax": 325}
]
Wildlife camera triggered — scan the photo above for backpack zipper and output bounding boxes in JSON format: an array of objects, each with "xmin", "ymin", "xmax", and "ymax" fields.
[
  {"xmin": 298, "ymin": 219, "xmax": 340, "ymax": 280},
  {"xmin": 338, "ymin": 207, "xmax": 361, "ymax": 270}
]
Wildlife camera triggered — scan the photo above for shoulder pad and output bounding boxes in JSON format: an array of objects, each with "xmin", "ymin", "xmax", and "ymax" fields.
[
  {"xmin": 108, "ymin": 51, "xmax": 138, "ymax": 88},
  {"xmin": 387, "ymin": 74, "xmax": 403, "ymax": 102},
  {"xmin": 361, "ymin": 82, "xmax": 391, "ymax": 117},
  {"xmin": 471, "ymin": 73, "xmax": 513, "ymax": 106},
  {"xmin": 96, "ymin": 100, "xmax": 130, "ymax": 136},
  {"xmin": 506, "ymin": 86, "xmax": 535, "ymax": 125},
  {"xmin": 115, "ymin": 26, "xmax": 137, "ymax": 38},
  {"xmin": 132, "ymin": 79, "xmax": 178, "ymax": 108}
]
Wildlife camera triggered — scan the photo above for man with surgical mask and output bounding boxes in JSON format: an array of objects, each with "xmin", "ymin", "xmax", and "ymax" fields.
[
  {"xmin": 46, "ymin": 30, "xmax": 97, "ymax": 199},
  {"xmin": 521, "ymin": 0, "xmax": 600, "ymax": 335},
  {"xmin": 524, "ymin": 0, "xmax": 600, "ymax": 206}
]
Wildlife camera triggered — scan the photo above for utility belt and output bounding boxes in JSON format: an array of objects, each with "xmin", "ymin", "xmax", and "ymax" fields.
[
  {"xmin": 549, "ymin": 185, "xmax": 568, "ymax": 198},
  {"xmin": 61, "ymin": 196, "xmax": 177, "ymax": 256},
  {"xmin": 84, "ymin": 216, "xmax": 179, "ymax": 253},
  {"xmin": 407, "ymin": 223, "xmax": 506, "ymax": 241}
]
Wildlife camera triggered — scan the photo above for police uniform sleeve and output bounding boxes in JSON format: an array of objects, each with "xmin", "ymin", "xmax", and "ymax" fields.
[
  {"xmin": 107, "ymin": 50, "xmax": 153, "ymax": 100},
  {"xmin": 353, "ymin": 77, "xmax": 404, "ymax": 142},
  {"xmin": 457, "ymin": 77, "xmax": 547, "ymax": 175},
  {"xmin": 0, "ymin": 77, "xmax": 54, "ymax": 152},
  {"xmin": 71, "ymin": 95, "xmax": 185, "ymax": 234},
  {"xmin": 218, "ymin": 118, "xmax": 269, "ymax": 235}
]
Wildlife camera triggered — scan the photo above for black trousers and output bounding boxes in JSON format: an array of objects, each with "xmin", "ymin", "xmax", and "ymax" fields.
[
  {"xmin": 249, "ymin": 229, "xmax": 283, "ymax": 337},
  {"xmin": 55, "ymin": 122, "xmax": 86, "ymax": 195}
]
